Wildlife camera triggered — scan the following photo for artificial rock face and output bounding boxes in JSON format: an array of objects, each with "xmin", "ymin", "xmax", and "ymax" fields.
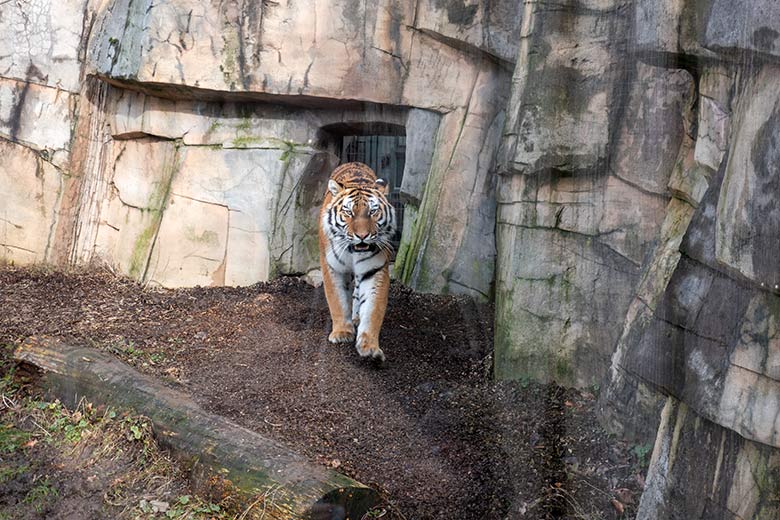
[
  {"xmin": 4, "ymin": 0, "xmax": 780, "ymax": 516},
  {"xmin": 494, "ymin": 1, "xmax": 697, "ymax": 387},
  {"xmin": 1, "ymin": 0, "xmax": 518, "ymax": 298},
  {"xmin": 493, "ymin": 1, "xmax": 780, "ymax": 516}
]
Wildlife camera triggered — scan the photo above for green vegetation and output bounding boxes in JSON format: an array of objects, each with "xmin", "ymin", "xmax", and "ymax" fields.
[
  {"xmin": 279, "ymin": 140, "xmax": 297, "ymax": 162},
  {"xmin": 128, "ymin": 223, "xmax": 157, "ymax": 280},
  {"xmin": 207, "ymin": 120, "xmax": 222, "ymax": 134},
  {"xmin": 126, "ymin": 147, "xmax": 180, "ymax": 281},
  {"xmin": 0, "ymin": 352, "xmax": 239, "ymax": 519},
  {"xmin": 150, "ymin": 352, "xmax": 166, "ymax": 364},
  {"xmin": 0, "ymin": 423, "xmax": 30, "ymax": 453},
  {"xmin": 0, "ymin": 463, "xmax": 28, "ymax": 484},
  {"xmin": 632, "ymin": 443, "xmax": 653, "ymax": 469},
  {"xmin": 236, "ymin": 117, "xmax": 252, "ymax": 132},
  {"xmin": 231, "ymin": 135, "xmax": 264, "ymax": 148},
  {"xmin": 23, "ymin": 478, "xmax": 59, "ymax": 513},
  {"xmin": 115, "ymin": 338, "xmax": 143, "ymax": 359},
  {"xmin": 104, "ymin": 338, "xmax": 168, "ymax": 369}
]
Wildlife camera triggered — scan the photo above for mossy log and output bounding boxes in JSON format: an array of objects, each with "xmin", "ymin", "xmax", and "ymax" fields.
[{"xmin": 14, "ymin": 336, "xmax": 380, "ymax": 520}]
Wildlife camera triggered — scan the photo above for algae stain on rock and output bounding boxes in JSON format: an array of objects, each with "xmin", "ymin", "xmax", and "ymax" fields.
[
  {"xmin": 128, "ymin": 222, "xmax": 158, "ymax": 279},
  {"xmin": 185, "ymin": 227, "xmax": 220, "ymax": 246}
]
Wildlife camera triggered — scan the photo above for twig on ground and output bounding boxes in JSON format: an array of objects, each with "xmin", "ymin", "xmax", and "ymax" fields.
[
  {"xmin": 237, "ymin": 485, "xmax": 281, "ymax": 520},
  {"xmin": 1, "ymin": 393, "xmax": 17, "ymax": 409}
]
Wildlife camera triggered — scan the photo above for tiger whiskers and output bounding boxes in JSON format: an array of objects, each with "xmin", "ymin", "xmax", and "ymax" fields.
[
  {"xmin": 331, "ymin": 238, "xmax": 352, "ymax": 257},
  {"xmin": 375, "ymin": 237, "xmax": 394, "ymax": 257}
]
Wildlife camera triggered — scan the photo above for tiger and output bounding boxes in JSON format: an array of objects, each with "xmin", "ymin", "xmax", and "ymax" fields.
[{"xmin": 319, "ymin": 162, "xmax": 396, "ymax": 362}]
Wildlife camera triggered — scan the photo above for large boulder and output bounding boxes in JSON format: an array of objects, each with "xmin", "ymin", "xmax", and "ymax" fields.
[
  {"xmin": 715, "ymin": 65, "xmax": 780, "ymax": 285},
  {"xmin": 0, "ymin": 77, "xmax": 74, "ymax": 167},
  {"xmin": 704, "ymin": 0, "xmax": 780, "ymax": 60},
  {"xmin": 499, "ymin": 0, "xmax": 631, "ymax": 177},
  {"xmin": 638, "ymin": 397, "xmax": 780, "ymax": 520},
  {"xmin": 0, "ymin": 0, "xmax": 87, "ymax": 93},
  {"xmin": 495, "ymin": 61, "xmax": 695, "ymax": 386},
  {"xmin": 0, "ymin": 140, "xmax": 63, "ymax": 264},
  {"xmin": 601, "ymin": 60, "xmax": 780, "ymax": 517},
  {"xmin": 88, "ymin": 0, "xmax": 520, "ymax": 111},
  {"xmin": 395, "ymin": 62, "xmax": 509, "ymax": 299},
  {"xmin": 414, "ymin": 0, "xmax": 523, "ymax": 63}
]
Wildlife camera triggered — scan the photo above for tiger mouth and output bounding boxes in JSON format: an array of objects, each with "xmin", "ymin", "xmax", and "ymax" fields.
[{"xmin": 351, "ymin": 243, "xmax": 372, "ymax": 252}]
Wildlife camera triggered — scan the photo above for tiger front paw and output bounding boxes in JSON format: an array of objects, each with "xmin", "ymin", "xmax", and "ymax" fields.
[
  {"xmin": 356, "ymin": 333, "xmax": 386, "ymax": 363},
  {"xmin": 328, "ymin": 326, "xmax": 355, "ymax": 344}
]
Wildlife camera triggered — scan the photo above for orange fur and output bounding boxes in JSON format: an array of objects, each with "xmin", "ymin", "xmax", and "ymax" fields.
[{"xmin": 318, "ymin": 162, "xmax": 393, "ymax": 361}]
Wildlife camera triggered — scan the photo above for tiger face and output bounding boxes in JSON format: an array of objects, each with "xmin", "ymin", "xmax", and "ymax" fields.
[{"xmin": 325, "ymin": 178, "xmax": 395, "ymax": 255}]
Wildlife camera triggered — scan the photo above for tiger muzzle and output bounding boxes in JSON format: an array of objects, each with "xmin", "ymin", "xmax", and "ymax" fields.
[{"xmin": 350, "ymin": 243, "xmax": 375, "ymax": 253}]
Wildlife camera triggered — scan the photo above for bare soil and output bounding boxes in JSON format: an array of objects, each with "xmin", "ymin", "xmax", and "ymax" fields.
[{"xmin": 0, "ymin": 266, "xmax": 645, "ymax": 519}]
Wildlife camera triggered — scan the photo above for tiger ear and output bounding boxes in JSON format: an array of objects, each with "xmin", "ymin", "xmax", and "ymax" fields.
[
  {"xmin": 376, "ymin": 178, "xmax": 389, "ymax": 195},
  {"xmin": 328, "ymin": 179, "xmax": 343, "ymax": 196}
]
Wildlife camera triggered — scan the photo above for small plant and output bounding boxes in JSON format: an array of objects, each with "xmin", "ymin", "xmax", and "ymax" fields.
[
  {"xmin": 63, "ymin": 417, "xmax": 90, "ymax": 443},
  {"xmin": 150, "ymin": 352, "xmax": 166, "ymax": 364},
  {"xmin": 0, "ymin": 463, "xmax": 28, "ymax": 484},
  {"xmin": 23, "ymin": 478, "xmax": 59, "ymax": 512},
  {"xmin": 0, "ymin": 363, "xmax": 18, "ymax": 394},
  {"xmin": 632, "ymin": 443, "xmax": 653, "ymax": 469},
  {"xmin": 124, "ymin": 417, "xmax": 148, "ymax": 441},
  {"xmin": 123, "ymin": 340, "xmax": 143, "ymax": 358},
  {"xmin": 0, "ymin": 423, "xmax": 31, "ymax": 453},
  {"xmin": 362, "ymin": 506, "xmax": 388, "ymax": 518}
]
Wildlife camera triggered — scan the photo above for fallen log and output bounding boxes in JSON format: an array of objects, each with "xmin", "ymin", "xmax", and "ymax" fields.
[{"xmin": 14, "ymin": 336, "xmax": 381, "ymax": 520}]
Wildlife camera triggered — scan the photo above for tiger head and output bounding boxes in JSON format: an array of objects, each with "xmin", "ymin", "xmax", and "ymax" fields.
[{"xmin": 325, "ymin": 178, "xmax": 396, "ymax": 254}]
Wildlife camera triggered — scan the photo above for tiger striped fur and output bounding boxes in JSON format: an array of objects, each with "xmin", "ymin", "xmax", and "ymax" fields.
[{"xmin": 319, "ymin": 162, "xmax": 396, "ymax": 362}]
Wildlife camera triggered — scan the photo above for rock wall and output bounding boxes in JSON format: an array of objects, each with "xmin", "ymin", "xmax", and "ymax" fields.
[
  {"xmin": 5, "ymin": 0, "xmax": 780, "ymax": 515},
  {"xmin": 492, "ymin": 0, "xmax": 780, "ymax": 516},
  {"xmin": 1, "ymin": 0, "xmax": 516, "ymax": 296},
  {"xmin": 494, "ymin": 0, "xmax": 697, "ymax": 387}
]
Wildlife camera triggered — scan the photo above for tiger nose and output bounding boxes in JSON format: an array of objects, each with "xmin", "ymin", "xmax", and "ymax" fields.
[{"xmin": 355, "ymin": 232, "xmax": 369, "ymax": 240}]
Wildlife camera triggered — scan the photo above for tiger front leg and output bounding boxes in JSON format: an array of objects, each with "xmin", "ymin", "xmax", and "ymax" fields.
[
  {"xmin": 354, "ymin": 266, "xmax": 389, "ymax": 362},
  {"xmin": 351, "ymin": 284, "xmax": 361, "ymax": 326},
  {"xmin": 322, "ymin": 266, "xmax": 355, "ymax": 343}
]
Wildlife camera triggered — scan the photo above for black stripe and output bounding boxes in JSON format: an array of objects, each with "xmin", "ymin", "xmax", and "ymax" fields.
[
  {"xmin": 330, "ymin": 244, "xmax": 346, "ymax": 265},
  {"xmin": 356, "ymin": 249, "xmax": 380, "ymax": 263},
  {"xmin": 359, "ymin": 266, "xmax": 383, "ymax": 284}
]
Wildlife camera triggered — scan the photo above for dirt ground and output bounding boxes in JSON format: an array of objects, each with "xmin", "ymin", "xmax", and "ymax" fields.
[{"xmin": 0, "ymin": 266, "xmax": 646, "ymax": 519}]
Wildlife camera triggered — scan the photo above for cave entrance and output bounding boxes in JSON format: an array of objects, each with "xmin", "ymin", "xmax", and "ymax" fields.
[{"xmin": 319, "ymin": 123, "xmax": 406, "ymax": 250}]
